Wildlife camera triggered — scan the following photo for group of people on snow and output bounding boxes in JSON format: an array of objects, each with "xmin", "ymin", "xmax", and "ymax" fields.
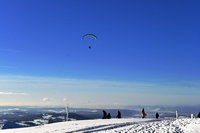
[
  {"xmin": 141, "ymin": 108, "xmax": 160, "ymax": 119},
  {"xmin": 102, "ymin": 108, "xmax": 200, "ymax": 119},
  {"xmin": 102, "ymin": 110, "xmax": 121, "ymax": 119},
  {"xmin": 191, "ymin": 112, "xmax": 200, "ymax": 118},
  {"xmin": 102, "ymin": 108, "xmax": 160, "ymax": 119}
]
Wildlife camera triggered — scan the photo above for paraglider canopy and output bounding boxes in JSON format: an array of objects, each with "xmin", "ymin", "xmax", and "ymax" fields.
[
  {"xmin": 82, "ymin": 34, "xmax": 97, "ymax": 40},
  {"xmin": 82, "ymin": 34, "xmax": 97, "ymax": 49}
]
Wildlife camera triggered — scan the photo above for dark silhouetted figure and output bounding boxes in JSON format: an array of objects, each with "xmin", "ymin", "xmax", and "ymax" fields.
[
  {"xmin": 102, "ymin": 110, "xmax": 107, "ymax": 119},
  {"xmin": 88, "ymin": 46, "xmax": 91, "ymax": 49},
  {"xmin": 198, "ymin": 112, "xmax": 200, "ymax": 118},
  {"xmin": 107, "ymin": 113, "xmax": 111, "ymax": 119},
  {"xmin": 141, "ymin": 108, "xmax": 147, "ymax": 118},
  {"xmin": 117, "ymin": 110, "xmax": 121, "ymax": 118},
  {"xmin": 156, "ymin": 112, "xmax": 159, "ymax": 119}
]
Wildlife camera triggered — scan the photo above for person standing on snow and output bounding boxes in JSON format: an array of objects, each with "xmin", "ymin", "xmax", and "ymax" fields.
[
  {"xmin": 116, "ymin": 110, "xmax": 121, "ymax": 118},
  {"xmin": 197, "ymin": 112, "xmax": 200, "ymax": 118},
  {"xmin": 107, "ymin": 113, "xmax": 111, "ymax": 119},
  {"xmin": 141, "ymin": 108, "xmax": 147, "ymax": 118},
  {"xmin": 156, "ymin": 112, "xmax": 159, "ymax": 119},
  {"xmin": 102, "ymin": 110, "xmax": 107, "ymax": 119}
]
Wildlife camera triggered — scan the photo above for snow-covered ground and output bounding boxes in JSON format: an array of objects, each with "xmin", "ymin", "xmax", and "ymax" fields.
[{"xmin": 0, "ymin": 118, "xmax": 200, "ymax": 133}]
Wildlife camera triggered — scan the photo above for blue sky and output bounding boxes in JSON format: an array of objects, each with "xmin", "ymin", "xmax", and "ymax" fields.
[{"xmin": 0, "ymin": 0, "xmax": 200, "ymax": 107}]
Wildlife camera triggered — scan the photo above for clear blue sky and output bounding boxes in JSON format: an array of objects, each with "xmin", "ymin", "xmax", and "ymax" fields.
[{"xmin": 0, "ymin": 0, "xmax": 200, "ymax": 107}]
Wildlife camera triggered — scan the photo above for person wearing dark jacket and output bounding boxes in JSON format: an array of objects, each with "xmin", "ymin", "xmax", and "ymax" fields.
[
  {"xmin": 107, "ymin": 113, "xmax": 111, "ymax": 119},
  {"xmin": 156, "ymin": 112, "xmax": 159, "ymax": 119},
  {"xmin": 102, "ymin": 110, "xmax": 107, "ymax": 119},
  {"xmin": 141, "ymin": 108, "xmax": 147, "ymax": 118},
  {"xmin": 198, "ymin": 112, "xmax": 200, "ymax": 118},
  {"xmin": 117, "ymin": 110, "xmax": 121, "ymax": 118}
]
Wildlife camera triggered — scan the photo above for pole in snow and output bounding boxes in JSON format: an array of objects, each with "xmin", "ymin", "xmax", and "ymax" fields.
[
  {"xmin": 66, "ymin": 104, "xmax": 69, "ymax": 121},
  {"xmin": 63, "ymin": 98, "xmax": 69, "ymax": 122},
  {"xmin": 176, "ymin": 110, "xmax": 178, "ymax": 119},
  {"xmin": 64, "ymin": 104, "xmax": 69, "ymax": 122}
]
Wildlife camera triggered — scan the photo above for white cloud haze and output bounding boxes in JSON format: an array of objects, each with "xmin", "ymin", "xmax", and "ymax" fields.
[
  {"xmin": 0, "ymin": 91, "xmax": 28, "ymax": 95},
  {"xmin": 0, "ymin": 75, "xmax": 200, "ymax": 107},
  {"xmin": 42, "ymin": 97, "xmax": 49, "ymax": 102}
]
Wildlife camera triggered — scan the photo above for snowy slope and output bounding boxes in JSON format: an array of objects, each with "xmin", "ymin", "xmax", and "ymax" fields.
[{"xmin": 0, "ymin": 118, "xmax": 200, "ymax": 133}]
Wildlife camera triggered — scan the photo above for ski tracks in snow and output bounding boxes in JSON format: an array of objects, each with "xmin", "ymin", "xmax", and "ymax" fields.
[
  {"xmin": 96, "ymin": 119, "xmax": 200, "ymax": 133},
  {"xmin": 68, "ymin": 119, "xmax": 186, "ymax": 133},
  {"xmin": 96, "ymin": 119, "xmax": 183, "ymax": 133},
  {"xmin": 67, "ymin": 119, "xmax": 165, "ymax": 133},
  {"xmin": 67, "ymin": 122, "xmax": 136, "ymax": 133}
]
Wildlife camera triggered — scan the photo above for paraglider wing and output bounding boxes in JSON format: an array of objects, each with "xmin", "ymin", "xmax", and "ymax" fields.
[
  {"xmin": 82, "ymin": 34, "xmax": 97, "ymax": 49},
  {"xmin": 82, "ymin": 34, "xmax": 97, "ymax": 40}
]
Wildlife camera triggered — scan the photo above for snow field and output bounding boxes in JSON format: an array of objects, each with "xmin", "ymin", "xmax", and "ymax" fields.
[{"xmin": 0, "ymin": 118, "xmax": 200, "ymax": 133}]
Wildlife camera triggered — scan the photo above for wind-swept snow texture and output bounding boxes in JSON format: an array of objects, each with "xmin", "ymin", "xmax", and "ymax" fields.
[{"xmin": 0, "ymin": 118, "xmax": 200, "ymax": 133}]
